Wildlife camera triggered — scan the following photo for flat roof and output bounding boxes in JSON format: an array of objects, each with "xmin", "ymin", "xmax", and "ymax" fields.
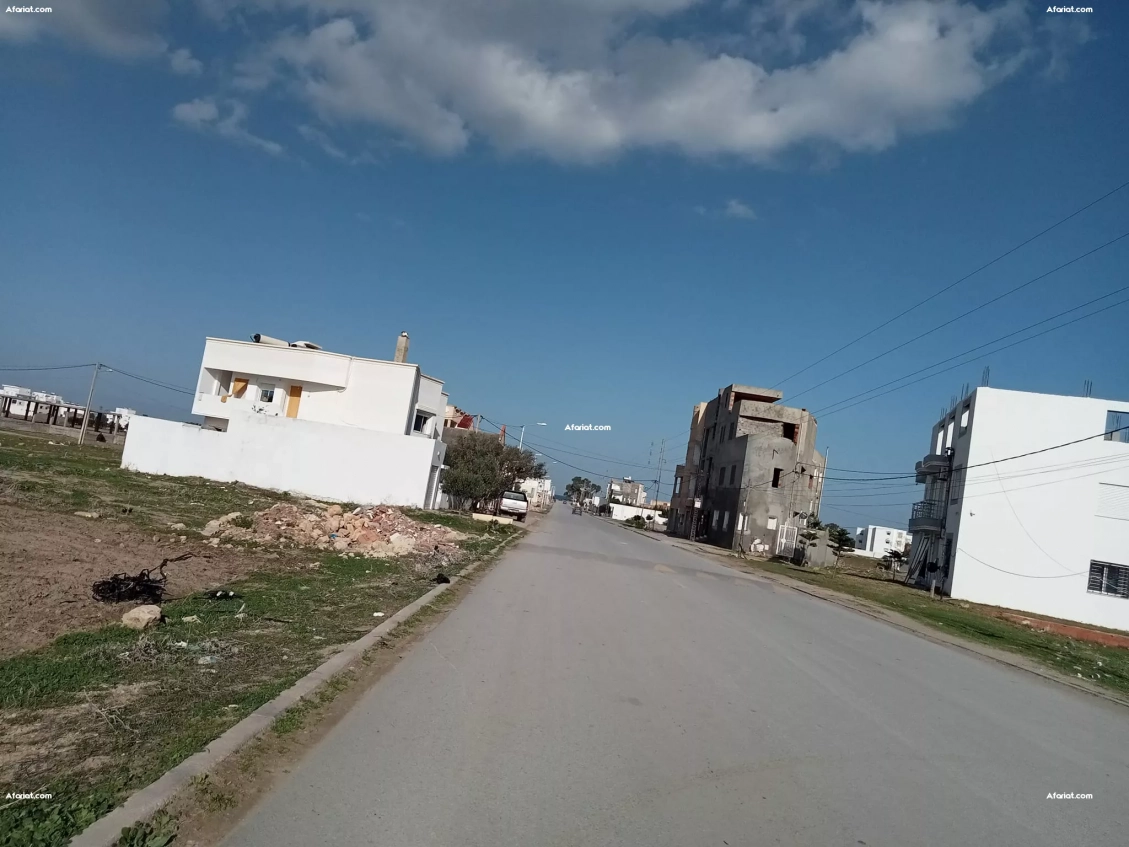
[
  {"xmin": 728, "ymin": 384, "xmax": 784, "ymax": 403},
  {"xmin": 205, "ymin": 337, "xmax": 443, "ymax": 384}
]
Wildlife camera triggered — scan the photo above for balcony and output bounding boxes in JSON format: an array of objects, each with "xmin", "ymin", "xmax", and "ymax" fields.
[
  {"xmin": 908, "ymin": 499, "xmax": 945, "ymax": 534},
  {"xmin": 915, "ymin": 453, "xmax": 949, "ymax": 483}
]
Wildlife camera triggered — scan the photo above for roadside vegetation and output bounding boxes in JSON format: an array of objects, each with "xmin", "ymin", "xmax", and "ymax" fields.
[
  {"xmin": 0, "ymin": 429, "xmax": 520, "ymax": 846},
  {"xmin": 734, "ymin": 555, "xmax": 1129, "ymax": 698}
]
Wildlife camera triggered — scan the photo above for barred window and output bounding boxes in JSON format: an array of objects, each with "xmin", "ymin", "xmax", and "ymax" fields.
[{"xmin": 1087, "ymin": 561, "xmax": 1129, "ymax": 599}]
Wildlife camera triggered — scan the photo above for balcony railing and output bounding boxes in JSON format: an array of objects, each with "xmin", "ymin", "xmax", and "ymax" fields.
[{"xmin": 911, "ymin": 499, "xmax": 945, "ymax": 520}]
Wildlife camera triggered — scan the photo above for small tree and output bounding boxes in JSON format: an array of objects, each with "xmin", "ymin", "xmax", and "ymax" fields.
[
  {"xmin": 825, "ymin": 523, "xmax": 855, "ymax": 562},
  {"xmin": 565, "ymin": 476, "xmax": 600, "ymax": 503},
  {"xmin": 444, "ymin": 432, "xmax": 544, "ymax": 511}
]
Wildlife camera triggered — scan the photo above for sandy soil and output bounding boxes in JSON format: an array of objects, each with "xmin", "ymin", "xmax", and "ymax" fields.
[{"xmin": 0, "ymin": 504, "xmax": 293, "ymax": 658}]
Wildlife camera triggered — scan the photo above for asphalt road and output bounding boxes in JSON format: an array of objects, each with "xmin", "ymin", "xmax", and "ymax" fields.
[{"xmin": 222, "ymin": 509, "xmax": 1129, "ymax": 847}]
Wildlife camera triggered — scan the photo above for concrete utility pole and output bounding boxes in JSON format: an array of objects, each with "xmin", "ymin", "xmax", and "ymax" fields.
[
  {"xmin": 653, "ymin": 438, "xmax": 666, "ymax": 506},
  {"xmin": 78, "ymin": 363, "xmax": 101, "ymax": 446}
]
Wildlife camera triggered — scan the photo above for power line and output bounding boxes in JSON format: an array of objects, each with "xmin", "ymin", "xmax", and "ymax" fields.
[
  {"xmin": 815, "ymin": 293, "xmax": 1129, "ymax": 420},
  {"xmin": 772, "ymin": 177, "xmax": 1129, "ymax": 388},
  {"xmin": 814, "ymin": 422, "xmax": 1129, "ymax": 483},
  {"xmin": 0, "ymin": 363, "xmax": 97, "ymax": 372},
  {"xmin": 812, "ymin": 285, "xmax": 1129, "ymax": 417},
  {"xmin": 785, "ymin": 229, "xmax": 1129, "ymax": 404},
  {"xmin": 103, "ymin": 366, "xmax": 195, "ymax": 396},
  {"xmin": 957, "ymin": 547, "xmax": 1086, "ymax": 579}
]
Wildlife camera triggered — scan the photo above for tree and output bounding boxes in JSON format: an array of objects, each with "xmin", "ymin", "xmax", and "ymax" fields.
[
  {"xmin": 564, "ymin": 476, "xmax": 599, "ymax": 503},
  {"xmin": 825, "ymin": 523, "xmax": 855, "ymax": 562},
  {"xmin": 443, "ymin": 432, "xmax": 544, "ymax": 511}
]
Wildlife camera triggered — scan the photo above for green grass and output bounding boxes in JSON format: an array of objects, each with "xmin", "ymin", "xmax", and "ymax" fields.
[
  {"xmin": 0, "ymin": 432, "xmax": 522, "ymax": 845},
  {"xmin": 742, "ymin": 558, "xmax": 1129, "ymax": 697},
  {"xmin": 0, "ymin": 431, "xmax": 300, "ymax": 530}
]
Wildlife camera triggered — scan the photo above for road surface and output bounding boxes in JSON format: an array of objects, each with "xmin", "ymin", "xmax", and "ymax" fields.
[{"xmin": 222, "ymin": 509, "xmax": 1129, "ymax": 847}]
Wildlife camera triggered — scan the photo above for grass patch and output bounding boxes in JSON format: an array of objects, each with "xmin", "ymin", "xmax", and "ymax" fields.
[
  {"xmin": 0, "ymin": 520, "xmax": 519, "ymax": 844},
  {"xmin": 741, "ymin": 558, "xmax": 1129, "ymax": 697}
]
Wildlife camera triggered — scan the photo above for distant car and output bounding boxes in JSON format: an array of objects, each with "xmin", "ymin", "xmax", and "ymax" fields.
[
  {"xmin": 499, "ymin": 490, "xmax": 529, "ymax": 522},
  {"xmin": 572, "ymin": 504, "xmax": 582, "ymax": 515}
]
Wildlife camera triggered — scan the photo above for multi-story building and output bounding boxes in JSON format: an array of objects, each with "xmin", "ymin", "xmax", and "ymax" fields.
[
  {"xmin": 854, "ymin": 525, "xmax": 912, "ymax": 559},
  {"xmin": 669, "ymin": 402, "xmax": 708, "ymax": 537},
  {"xmin": 670, "ymin": 384, "xmax": 825, "ymax": 553},
  {"xmin": 122, "ymin": 332, "xmax": 450, "ymax": 508},
  {"xmin": 908, "ymin": 387, "xmax": 1129, "ymax": 631},
  {"xmin": 608, "ymin": 477, "xmax": 647, "ymax": 507},
  {"xmin": 520, "ymin": 477, "xmax": 555, "ymax": 511}
]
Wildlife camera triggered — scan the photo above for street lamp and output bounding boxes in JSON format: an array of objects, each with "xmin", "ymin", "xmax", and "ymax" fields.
[{"xmin": 518, "ymin": 422, "xmax": 547, "ymax": 451}]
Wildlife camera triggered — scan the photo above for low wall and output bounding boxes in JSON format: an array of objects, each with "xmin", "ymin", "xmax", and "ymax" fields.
[{"xmin": 122, "ymin": 413, "xmax": 444, "ymax": 507}]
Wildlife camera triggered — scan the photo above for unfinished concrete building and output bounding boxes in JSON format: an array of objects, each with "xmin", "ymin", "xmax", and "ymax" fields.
[{"xmin": 668, "ymin": 385, "xmax": 826, "ymax": 553}]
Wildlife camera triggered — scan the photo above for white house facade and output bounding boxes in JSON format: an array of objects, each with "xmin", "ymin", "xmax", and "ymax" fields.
[
  {"xmin": 854, "ymin": 525, "xmax": 912, "ymax": 559},
  {"xmin": 122, "ymin": 335, "xmax": 449, "ymax": 508},
  {"xmin": 908, "ymin": 387, "xmax": 1129, "ymax": 632}
]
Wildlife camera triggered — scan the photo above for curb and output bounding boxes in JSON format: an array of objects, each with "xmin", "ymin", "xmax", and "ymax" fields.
[{"xmin": 70, "ymin": 531, "xmax": 521, "ymax": 847}]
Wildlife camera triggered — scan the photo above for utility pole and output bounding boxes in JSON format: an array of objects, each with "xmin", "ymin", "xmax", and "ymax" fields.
[
  {"xmin": 518, "ymin": 425, "xmax": 526, "ymax": 451},
  {"xmin": 78, "ymin": 363, "xmax": 101, "ymax": 447},
  {"xmin": 654, "ymin": 438, "xmax": 666, "ymax": 507}
]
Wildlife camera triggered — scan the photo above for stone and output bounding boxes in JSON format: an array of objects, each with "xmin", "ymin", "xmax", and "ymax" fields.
[
  {"xmin": 218, "ymin": 512, "xmax": 242, "ymax": 525},
  {"xmin": 208, "ymin": 538, "xmax": 220, "ymax": 547},
  {"xmin": 179, "ymin": 536, "xmax": 187, "ymax": 543},
  {"xmin": 169, "ymin": 522, "xmax": 187, "ymax": 531},
  {"xmin": 333, "ymin": 539, "xmax": 350, "ymax": 551},
  {"xmin": 325, "ymin": 516, "xmax": 343, "ymax": 533},
  {"xmin": 326, "ymin": 504, "xmax": 344, "ymax": 517},
  {"xmin": 389, "ymin": 532, "xmax": 416, "ymax": 554},
  {"xmin": 74, "ymin": 511, "xmax": 100, "ymax": 519},
  {"xmin": 121, "ymin": 605, "xmax": 162, "ymax": 630},
  {"xmin": 202, "ymin": 520, "xmax": 223, "ymax": 537}
]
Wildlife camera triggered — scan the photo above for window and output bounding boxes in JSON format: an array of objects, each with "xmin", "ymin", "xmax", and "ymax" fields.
[
  {"xmin": 945, "ymin": 420, "xmax": 955, "ymax": 449},
  {"xmin": 729, "ymin": 465, "xmax": 737, "ymax": 486},
  {"xmin": 712, "ymin": 510, "xmax": 719, "ymax": 528},
  {"xmin": 950, "ymin": 465, "xmax": 964, "ymax": 503},
  {"xmin": 722, "ymin": 511, "xmax": 729, "ymax": 530},
  {"xmin": 767, "ymin": 516, "xmax": 778, "ymax": 531},
  {"xmin": 934, "ymin": 428, "xmax": 944, "ymax": 454},
  {"xmin": 1106, "ymin": 410, "xmax": 1129, "ymax": 444},
  {"xmin": 959, "ymin": 405, "xmax": 970, "ymax": 434},
  {"xmin": 413, "ymin": 413, "xmax": 431, "ymax": 433},
  {"xmin": 771, "ymin": 468, "xmax": 783, "ymax": 488},
  {"xmin": 1088, "ymin": 561, "xmax": 1129, "ymax": 598},
  {"xmin": 673, "ymin": 477, "xmax": 682, "ymax": 495},
  {"xmin": 258, "ymin": 383, "xmax": 275, "ymax": 403},
  {"xmin": 729, "ymin": 422, "xmax": 736, "ymax": 440},
  {"xmin": 782, "ymin": 422, "xmax": 797, "ymax": 442}
]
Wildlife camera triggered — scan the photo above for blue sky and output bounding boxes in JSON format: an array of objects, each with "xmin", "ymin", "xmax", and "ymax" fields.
[{"xmin": 2, "ymin": 1, "xmax": 1127, "ymax": 530}]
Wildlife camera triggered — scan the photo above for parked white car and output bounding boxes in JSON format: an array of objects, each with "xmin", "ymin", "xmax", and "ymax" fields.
[{"xmin": 499, "ymin": 490, "xmax": 529, "ymax": 522}]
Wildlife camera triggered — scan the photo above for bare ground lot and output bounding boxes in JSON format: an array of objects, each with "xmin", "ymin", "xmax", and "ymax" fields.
[
  {"xmin": 0, "ymin": 504, "xmax": 297, "ymax": 658},
  {"xmin": 0, "ymin": 431, "xmax": 519, "ymax": 846}
]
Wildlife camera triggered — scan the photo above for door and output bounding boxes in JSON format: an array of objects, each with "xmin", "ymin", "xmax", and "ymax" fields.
[{"xmin": 286, "ymin": 384, "xmax": 302, "ymax": 418}]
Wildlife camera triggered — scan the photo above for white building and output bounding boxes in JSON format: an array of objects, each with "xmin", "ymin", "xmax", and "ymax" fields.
[
  {"xmin": 854, "ymin": 525, "xmax": 912, "ymax": 559},
  {"xmin": 908, "ymin": 387, "xmax": 1129, "ymax": 632},
  {"xmin": 519, "ymin": 477, "xmax": 555, "ymax": 511},
  {"xmin": 608, "ymin": 477, "xmax": 647, "ymax": 507},
  {"xmin": 122, "ymin": 334, "xmax": 449, "ymax": 508}
]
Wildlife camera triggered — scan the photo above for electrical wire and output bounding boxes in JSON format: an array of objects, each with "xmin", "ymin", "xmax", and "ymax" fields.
[
  {"xmin": 785, "ymin": 230, "xmax": 1129, "ymax": 404},
  {"xmin": 0, "ymin": 363, "xmax": 97, "ymax": 372},
  {"xmin": 812, "ymin": 285, "xmax": 1129, "ymax": 417},
  {"xmin": 957, "ymin": 547, "xmax": 1086, "ymax": 579},
  {"xmin": 771, "ymin": 177, "xmax": 1129, "ymax": 388},
  {"xmin": 104, "ymin": 365, "xmax": 195, "ymax": 396}
]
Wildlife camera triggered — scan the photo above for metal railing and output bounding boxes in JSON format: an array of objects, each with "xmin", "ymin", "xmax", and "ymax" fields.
[{"xmin": 911, "ymin": 499, "xmax": 945, "ymax": 520}]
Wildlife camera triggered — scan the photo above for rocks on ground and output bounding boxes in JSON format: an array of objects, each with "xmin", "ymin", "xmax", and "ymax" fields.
[
  {"xmin": 121, "ymin": 604, "xmax": 162, "ymax": 630},
  {"xmin": 211, "ymin": 502, "xmax": 466, "ymax": 557}
]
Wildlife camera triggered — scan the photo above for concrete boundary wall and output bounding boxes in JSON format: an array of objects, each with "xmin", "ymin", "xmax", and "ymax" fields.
[{"xmin": 122, "ymin": 413, "xmax": 444, "ymax": 507}]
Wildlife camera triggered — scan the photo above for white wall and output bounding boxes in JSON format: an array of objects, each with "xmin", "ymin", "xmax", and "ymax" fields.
[
  {"xmin": 949, "ymin": 388, "xmax": 1129, "ymax": 631},
  {"xmin": 122, "ymin": 411, "xmax": 445, "ymax": 507},
  {"xmin": 609, "ymin": 503, "xmax": 667, "ymax": 526}
]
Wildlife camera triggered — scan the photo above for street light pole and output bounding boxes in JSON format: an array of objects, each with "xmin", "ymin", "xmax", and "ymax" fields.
[{"xmin": 518, "ymin": 421, "xmax": 547, "ymax": 451}]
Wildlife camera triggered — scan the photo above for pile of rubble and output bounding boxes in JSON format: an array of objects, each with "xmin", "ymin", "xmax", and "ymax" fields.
[{"xmin": 201, "ymin": 502, "xmax": 466, "ymax": 557}]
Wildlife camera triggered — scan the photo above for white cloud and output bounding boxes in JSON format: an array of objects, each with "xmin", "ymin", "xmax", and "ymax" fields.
[
  {"xmin": 172, "ymin": 97, "xmax": 284, "ymax": 155},
  {"xmin": 0, "ymin": 0, "xmax": 168, "ymax": 58},
  {"xmin": 298, "ymin": 124, "xmax": 346, "ymax": 159},
  {"xmin": 724, "ymin": 199, "xmax": 756, "ymax": 219},
  {"xmin": 169, "ymin": 47, "xmax": 203, "ymax": 75},
  {"xmin": 4, "ymin": 0, "xmax": 1088, "ymax": 165},
  {"xmin": 227, "ymin": 0, "xmax": 1033, "ymax": 162}
]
